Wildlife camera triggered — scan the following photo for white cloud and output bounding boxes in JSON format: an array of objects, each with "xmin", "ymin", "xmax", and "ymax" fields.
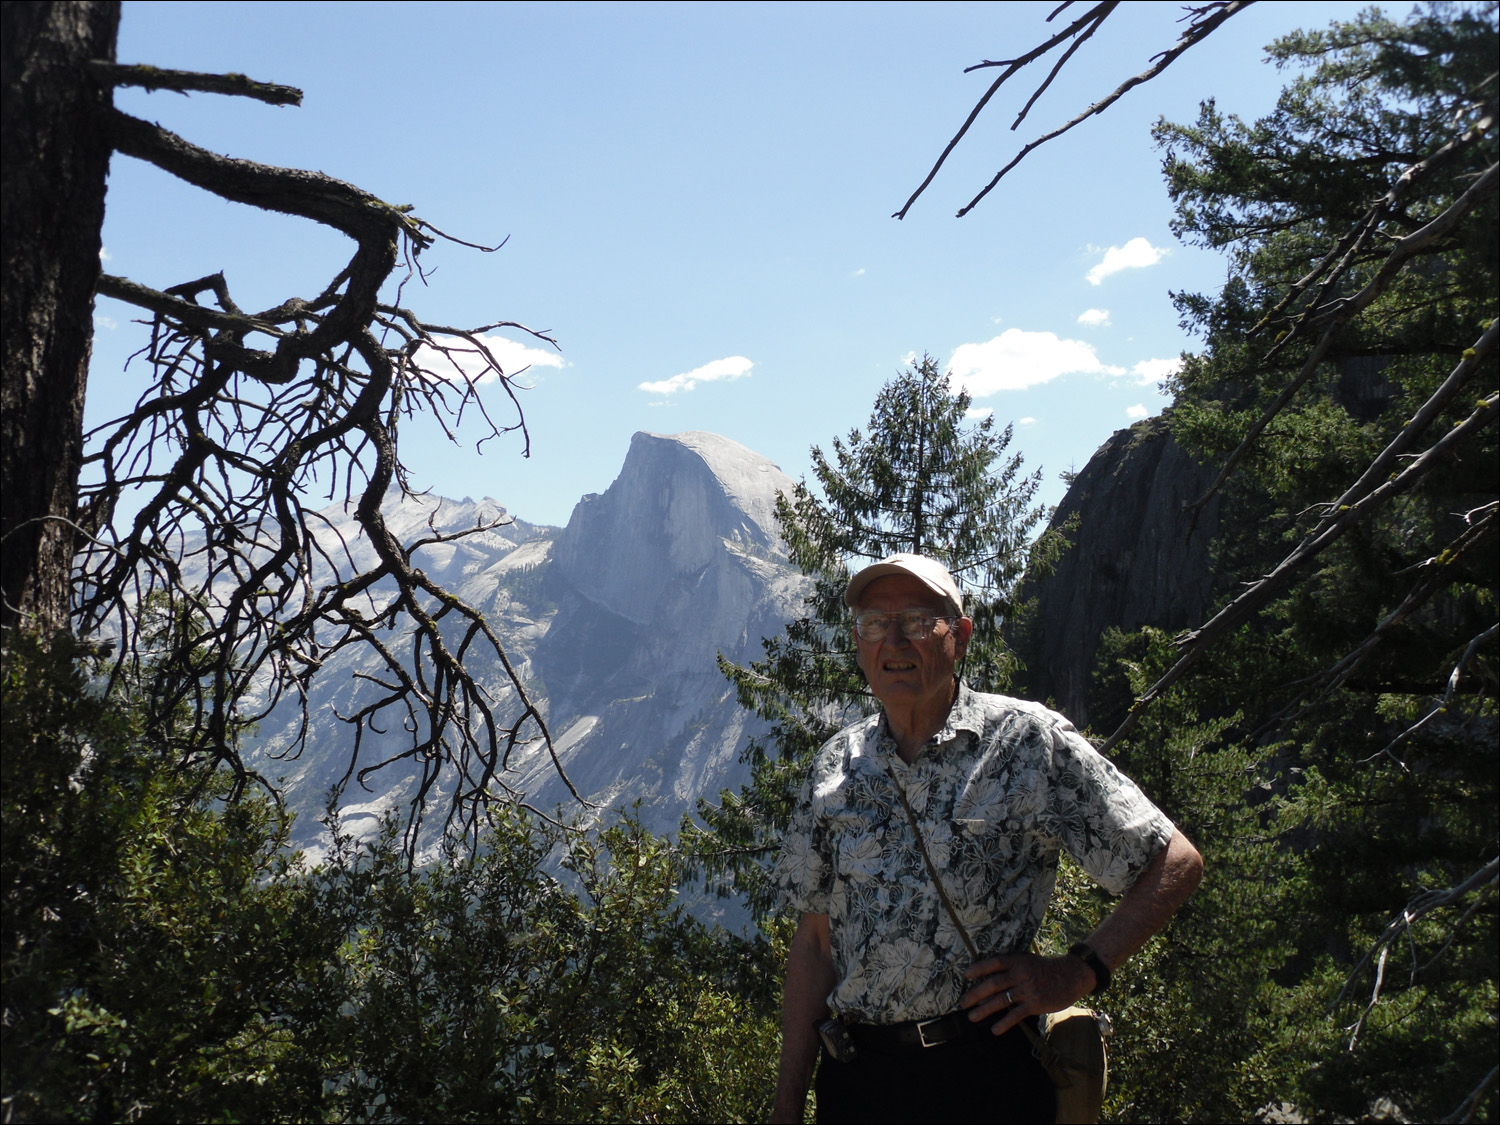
[
  {"xmin": 948, "ymin": 329, "xmax": 1123, "ymax": 396},
  {"xmin": 1126, "ymin": 403, "xmax": 1150, "ymax": 420},
  {"xmin": 94, "ymin": 315, "xmax": 118, "ymax": 330},
  {"xmin": 965, "ymin": 407, "xmax": 994, "ymax": 421},
  {"xmin": 1086, "ymin": 237, "xmax": 1166, "ymax": 286},
  {"xmin": 412, "ymin": 333, "xmax": 563, "ymax": 387},
  {"xmin": 638, "ymin": 355, "xmax": 753, "ymax": 396},
  {"xmin": 1077, "ymin": 308, "xmax": 1111, "ymax": 327},
  {"xmin": 99, "ymin": 246, "xmax": 111, "ymax": 262},
  {"xmin": 1130, "ymin": 356, "xmax": 1182, "ymax": 386},
  {"xmin": 1019, "ymin": 416, "xmax": 1036, "ymax": 425},
  {"xmin": 852, "ymin": 267, "xmax": 866, "ymax": 277}
]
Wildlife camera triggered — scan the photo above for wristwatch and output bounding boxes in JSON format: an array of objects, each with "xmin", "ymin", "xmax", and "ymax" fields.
[{"xmin": 1068, "ymin": 942, "xmax": 1111, "ymax": 995}]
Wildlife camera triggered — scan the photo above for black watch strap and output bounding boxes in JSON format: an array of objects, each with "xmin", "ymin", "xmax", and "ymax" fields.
[{"xmin": 1068, "ymin": 942, "xmax": 1111, "ymax": 995}]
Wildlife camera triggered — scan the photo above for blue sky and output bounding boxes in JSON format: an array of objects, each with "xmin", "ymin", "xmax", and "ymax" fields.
[{"xmin": 91, "ymin": 0, "xmax": 1382, "ymax": 529}]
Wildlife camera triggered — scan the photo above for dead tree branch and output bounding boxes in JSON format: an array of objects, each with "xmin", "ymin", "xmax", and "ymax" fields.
[
  {"xmin": 1183, "ymin": 164, "xmax": 1498, "ymax": 524},
  {"xmin": 78, "ymin": 100, "xmax": 577, "ymax": 852},
  {"xmin": 895, "ymin": 1, "xmax": 1253, "ymax": 220},
  {"xmin": 88, "ymin": 60, "xmax": 302, "ymax": 105},
  {"xmin": 1367, "ymin": 621, "xmax": 1499, "ymax": 765},
  {"xmin": 1098, "ymin": 387, "xmax": 1498, "ymax": 756},
  {"xmin": 1250, "ymin": 505, "xmax": 1497, "ymax": 747},
  {"xmin": 891, "ymin": 1, "xmax": 1119, "ymax": 220},
  {"xmin": 1443, "ymin": 1066, "xmax": 1500, "ymax": 1125},
  {"xmin": 1335, "ymin": 856, "xmax": 1499, "ymax": 1049}
]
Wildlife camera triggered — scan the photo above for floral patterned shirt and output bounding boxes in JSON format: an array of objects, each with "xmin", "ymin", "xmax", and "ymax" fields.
[{"xmin": 772, "ymin": 683, "xmax": 1175, "ymax": 1024}]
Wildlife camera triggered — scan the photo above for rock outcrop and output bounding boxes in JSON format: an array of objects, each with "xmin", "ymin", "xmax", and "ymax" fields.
[{"xmin": 1011, "ymin": 414, "xmax": 1222, "ymax": 729}]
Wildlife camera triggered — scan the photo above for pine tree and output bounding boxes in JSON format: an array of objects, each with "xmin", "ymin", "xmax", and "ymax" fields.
[
  {"xmin": 685, "ymin": 354, "xmax": 1058, "ymax": 918},
  {"xmin": 1075, "ymin": 8, "xmax": 1497, "ymax": 1120}
]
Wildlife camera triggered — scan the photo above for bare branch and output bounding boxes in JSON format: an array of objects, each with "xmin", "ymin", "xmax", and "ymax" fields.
[
  {"xmin": 1366, "ymin": 621, "xmax": 1499, "ymax": 765},
  {"xmin": 1185, "ymin": 303, "xmax": 1497, "ymax": 527},
  {"xmin": 954, "ymin": 3, "xmax": 1254, "ymax": 217},
  {"xmin": 81, "ymin": 110, "xmax": 580, "ymax": 851},
  {"xmin": 891, "ymin": 1, "xmax": 1121, "ymax": 220},
  {"xmin": 895, "ymin": 1, "xmax": 1253, "ymax": 220},
  {"xmin": 1098, "ymin": 389, "xmax": 1499, "ymax": 756},
  {"xmin": 97, "ymin": 273, "xmax": 285, "ymax": 339},
  {"xmin": 1334, "ymin": 856, "xmax": 1499, "ymax": 1048},
  {"xmin": 1443, "ymin": 1066, "xmax": 1500, "ymax": 1125},
  {"xmin": 1250, "ymin": 506, "xmax": 1498, "ymax": 747},
  {"xmin": 1253, "ymin": 103, "xmax": 1496, "ymax": 339},
  {"xmin": 88, "ymin": 60, "xmax": 302, "ymax": 105}
]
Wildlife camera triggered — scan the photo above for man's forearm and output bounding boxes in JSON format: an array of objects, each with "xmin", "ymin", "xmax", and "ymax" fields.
[
  {"xmin": 961, "ymin": 828, "xmax": 1204, "ymax": 1030},
  {"xmin": 771, "ymin": 913, "xmax": 835, "ymax": 1124},
  {"xmin": 1084, "ymin": 828, "xmax": 1204, "ymax": 974}
]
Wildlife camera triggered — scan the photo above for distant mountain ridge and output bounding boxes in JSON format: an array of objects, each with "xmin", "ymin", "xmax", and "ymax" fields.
[{"xmin": 239, "ymin": 431, "xmax": 807, "ymax": 856}]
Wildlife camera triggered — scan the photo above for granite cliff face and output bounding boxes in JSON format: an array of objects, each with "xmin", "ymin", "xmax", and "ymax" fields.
[
  {"xmin": 1011, "ymin": 414, "xmax": 1222, "ymax": 728},
  {"xmin": 515, "ymin": 431, "xmax": 805, "ymax": 821},
  {"xmin": 240, "ymin": 431, "xmax": 805, "ymax": 853}
]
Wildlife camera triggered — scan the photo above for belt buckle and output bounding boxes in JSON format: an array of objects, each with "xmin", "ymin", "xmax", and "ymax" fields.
[{"xmin": 916, "ymin": 1016, "xmax": 946, "ymax": 1048}]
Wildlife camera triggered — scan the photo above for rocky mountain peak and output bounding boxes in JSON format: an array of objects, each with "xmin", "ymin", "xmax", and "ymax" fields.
[{"xmin": 551, "ymin": 430, "xmax": 795, "ymax": 626}]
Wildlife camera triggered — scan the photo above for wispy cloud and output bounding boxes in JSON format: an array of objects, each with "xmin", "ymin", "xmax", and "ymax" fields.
[
  {"xmin": 99, "ymin": 246, "xmax": 112, "ymax": 262},
  {"xmin": 852, "ymin": 267, "xmax": 866, "ymax": 277},
  {"xmin": 638, "ymin": 355, "xmax": 753, "ymax": 396},
  {"xmin": 1126, "ymin": 403, "xmax": 1150, "ymax": 420},
  {"xmin": 1130, "ymin": 357, "xmax": 1181, "ymax": 386},
  {"xmin": 948, "ymin": 329, "xmax": 1123, "ymax": 396},
  {"xmin": 1019, "ymin": 416, "xmax": 1036, "ymax": 425},
  {"xmin": 1077, "ymin": 308, "xmax": 1110, "ymax": 327},
  {"xmin": 1086, "ymin": 237, "xmax": 1166, "ymax": 286},
  {"xmin": 414, "ymin": 334, "xmax": 564, "ymax": 386},
  {"xmin": 965, "ymin": 407, "xmax": 994, "ymax": 421}
]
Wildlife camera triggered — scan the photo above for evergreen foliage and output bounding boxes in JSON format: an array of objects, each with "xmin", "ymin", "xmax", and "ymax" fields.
[
  {"xmin": 1075, "ymin": 7, "xmax": 1498, "ymax": 1120},
  {"xmin": 1, "ymin": 633, "xmax": 783, "ymax": 1123},
  {"xmin": 685, "ymin": 355, "xmax": 1058, "ymax": 919}
]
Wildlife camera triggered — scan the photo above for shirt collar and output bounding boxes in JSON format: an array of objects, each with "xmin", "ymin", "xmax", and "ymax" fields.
[{"xmin": 874, "ymin": 679, "xmax": 980, "ymax": 762}]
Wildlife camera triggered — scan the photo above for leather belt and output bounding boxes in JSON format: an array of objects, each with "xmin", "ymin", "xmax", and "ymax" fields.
[{"xmin": 847, "ymin": 1010, "xmax": 996, "ymax": 1051}]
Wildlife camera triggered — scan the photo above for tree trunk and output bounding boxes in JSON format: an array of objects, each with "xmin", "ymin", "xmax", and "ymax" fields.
[{"xmin": 1, "ymin": 0, "xmax": 119, "ymax": 636}]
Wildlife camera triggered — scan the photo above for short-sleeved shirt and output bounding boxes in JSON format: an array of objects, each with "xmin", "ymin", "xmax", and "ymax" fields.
[{"xmin": 772, "ymin": 683, "xmax": 1175, "ymax": 1024}]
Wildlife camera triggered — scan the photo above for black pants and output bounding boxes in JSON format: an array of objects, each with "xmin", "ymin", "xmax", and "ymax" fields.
[{"xmin": 814, "ymin": 1021, "xmax": 1055, "ymax": 1125}]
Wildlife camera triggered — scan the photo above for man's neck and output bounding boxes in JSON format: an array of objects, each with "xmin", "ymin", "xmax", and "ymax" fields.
[{"xmin": 885, "ymin": 679, "xmax": 959, "ymax": 764}]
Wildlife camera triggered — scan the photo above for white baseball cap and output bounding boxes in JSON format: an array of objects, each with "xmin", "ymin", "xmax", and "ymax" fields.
[{"xmin": 843, "ymin": 553, "xmax": 964, "ymax": 615}]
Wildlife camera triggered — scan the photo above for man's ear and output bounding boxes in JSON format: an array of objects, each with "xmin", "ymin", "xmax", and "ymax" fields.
[{"xmin": 953, "ymin": 616, "xmax": 974, "ymax": 657}]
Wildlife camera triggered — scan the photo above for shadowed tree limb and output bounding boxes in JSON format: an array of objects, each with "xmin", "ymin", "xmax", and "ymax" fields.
[
  {"xmin": 1334, "ymin": 856, "xmax": 1498, "ymax": 1050},
  {"xmin": 88, "ymin": 60, "xmax": 301, "ymax": 104},
  {"xmin": 58, "ymin": 72, "xmax": 579, "ymax": 853}
]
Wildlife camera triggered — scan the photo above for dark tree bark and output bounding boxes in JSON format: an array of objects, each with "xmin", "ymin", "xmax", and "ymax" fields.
[{"xmin": 1, "ymin": 0, "xmax": 119, "ymax": 635}]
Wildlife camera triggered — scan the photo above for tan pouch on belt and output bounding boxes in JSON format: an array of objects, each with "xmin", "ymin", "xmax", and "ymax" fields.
[{"xmin": 1034, "ymin": 1006, "xmax": 1109, "ymax": 1125}]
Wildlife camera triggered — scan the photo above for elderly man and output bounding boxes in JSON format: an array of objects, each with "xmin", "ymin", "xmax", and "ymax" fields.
[{"xmin": 769, "ymin": 554, "xmax": 1203, "ymax": 1124}]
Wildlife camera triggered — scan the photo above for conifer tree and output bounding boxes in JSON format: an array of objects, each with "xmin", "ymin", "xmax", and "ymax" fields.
[
  {"xmin": 685, "ymin": 355, "xmax": 1057, "ymax": 917},
  {"xmin": 1067, "ymin": 8, "xmax": 1497, "ymax": 1120}
]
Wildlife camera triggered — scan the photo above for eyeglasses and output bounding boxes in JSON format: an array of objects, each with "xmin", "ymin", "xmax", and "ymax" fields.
[{"xmin": 853, "ymin": 610, "xmax": 959, "ymax": 642}]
